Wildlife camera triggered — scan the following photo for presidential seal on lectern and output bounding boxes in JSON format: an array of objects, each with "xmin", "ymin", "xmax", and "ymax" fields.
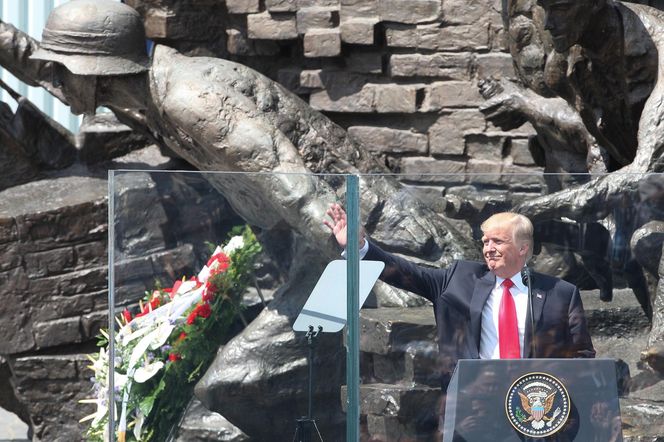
[{"xmin": 506, "ymin": 372, "xmax": 571, "ymax": 438}]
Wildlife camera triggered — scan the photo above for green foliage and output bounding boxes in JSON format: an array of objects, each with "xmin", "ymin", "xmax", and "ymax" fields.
[
  {"xmin": 82, "ymin": 226, "xmax": 261, "ymax": 441},
  {"xmin": 515, "ymin": 407, "xmax": 528, "ymax": 423}
]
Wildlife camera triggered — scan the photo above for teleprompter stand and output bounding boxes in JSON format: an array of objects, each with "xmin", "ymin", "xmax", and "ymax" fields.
[
  {"xmin": 292, "ymin": 260, "xmax": 384, "ymax": 442},
  {"xmin": 292, "ymin": 325, "xmax": 324, "ymax": 442}
]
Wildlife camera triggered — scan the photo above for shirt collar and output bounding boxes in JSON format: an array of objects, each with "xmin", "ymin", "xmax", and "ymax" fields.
[{"xmin": 495, "ymin": 272, "xmax": 527, "ymax": 292}]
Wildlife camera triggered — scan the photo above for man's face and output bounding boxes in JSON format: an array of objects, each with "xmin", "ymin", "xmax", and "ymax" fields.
[
  {"xmin": 538, "ymin": 0, "xmax": 594, "ymax": 52},
  {"xmin": 482, "ymin": 225, "xmax": 529, "ymax": 279},
  {"xmin": 53, "ymin": 63, "xmax": 98, "ymax": 115}
]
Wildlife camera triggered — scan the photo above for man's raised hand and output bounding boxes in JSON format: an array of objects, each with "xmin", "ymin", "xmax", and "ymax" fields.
[{"xmin": 324, "ymin": 203, "xmax": 348, "ymax": 248}]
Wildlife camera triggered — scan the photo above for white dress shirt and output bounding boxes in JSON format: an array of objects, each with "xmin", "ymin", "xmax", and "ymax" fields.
[{"xmin": 479, "ymin": 275, "xmax": 529, "ymax": 359}]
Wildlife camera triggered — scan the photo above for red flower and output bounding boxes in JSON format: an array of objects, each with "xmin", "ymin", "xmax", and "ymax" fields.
[
  {"xmin": 186, "ymin": 310, "xmax": 197, "ymax": 325},
  {"xmin": 202, "ymin": 284, "xmax": 215, "ymax": 302},
  {"xmin": 122, "ymin": 308, "xmax": 132, "ymax": 323},
  {"xmin": 168, "ymin": 353, "xmax": 181, "ymax": 362},
  {"xmin": 197, "ymin": 303, "xmax": 211, "ymax": 319},
  {"xmin": 149, "ymin": 296, "xmax": 161, "ymax": 311},
  {"xmin": 186, "ymin": 302, "xmax": 212, "ymax": 324},
  {"xmin": 207, "ymin": 253, "xmax": 230, "ymax": 272},
  {"xmin": 177, "ymin": 332, "xmax": 187, "ymax": 342}
]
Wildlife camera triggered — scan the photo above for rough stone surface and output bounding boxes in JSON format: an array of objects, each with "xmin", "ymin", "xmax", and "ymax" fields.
[
  {"xmin": 340, "ymin": 0, "xmax": 378, "ymax": 18},
  {"xmin": 340, "ymin": 17, "xmax": 377, "ymax": 44},
  {"xmin": 378, "ymin": 0, "xmax": 441, "ymax": 24},
  {"xmin": 1, "ymin": 0, "xmax": 662, "ymax": 440},
  {"xmin": 0, "ymin": 99, "xmax": 75, "ymax": 192},
  {"xmin": 510, "ymin": 137, "xmax": 536, "ymax": 166},
  {"xmin": 345, "ymin": 51, "xmax": 382, "ymax": 74},
  {"xmin": 348, "ymin": 126, "xmax": 428, "ymax": 154},
  {"xmin": 266, "ymin": 0, "xmax": 298, "ymax": 12},
  {"xmin": 400, "ymin": 157, "xmax": 466, "ymax": 181},
  {"xmin": 390, "ymin": 53, "xmax": 473, "ymax": 79},
  {"xmin": 225, "ymin": 0, "xmax": 260, "ymax": 14},
  {"xmin": 78, "ymin": 113, "xmax": 150, "ymax": 163},
  {"xmin": 10, "ymin": 354, "xmax": 91, "ymax": 441},
  {"xmin": 296, "ymin": 6, "xmax": 337, "ymax": 34},
  {"xmin": 358, "ymin": 307, "xmax": 436, "ymax": 355},
  {"xmin": 428, "ymin": 110, "xmax": 487, "ymax": 156},
  {"xmin": 247, "ymin": 12, "xmax": 298, "ymax": 40},
  {"xmin": 421, "ymin": 81, "xmax": 484, "ymax": 110},
  {"xmin": 303, "ymin": 29, "xmax": 341, "ymax": 57},
  {"xmin": 386, "ymin": 23, "xmax": 490, "ymax": 51},
  {"xmin": 174, "ymin": 398, "xmax": 249, "ymax": 441}
]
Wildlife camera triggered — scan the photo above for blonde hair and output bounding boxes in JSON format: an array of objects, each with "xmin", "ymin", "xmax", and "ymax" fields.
[{"xmin": 480, "ymin": 212, "xmax": 534, "ymax": 259}]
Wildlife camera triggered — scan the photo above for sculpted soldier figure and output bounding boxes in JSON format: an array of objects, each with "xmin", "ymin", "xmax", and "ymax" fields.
[
  {"xmin": 0, "ymin": 2, "xmax": 479, "ymax": 436},
  {"xmin": 1, "ymin": 0, "xmax": 358, "ymax": 252},
  {"xmin": 2, "ymin": 0, "xmax": 476, "ymax": 262},
  {"xmin": 501, "ymin": 0, "xmax": 664, "ymax": 217},
  {"xmin": 482, "ymin": 0, "xmax": 664, "ymax": 363},
  {"xmin": 483, "ymin": 0, "xmax": 662, "ymax": 180}
]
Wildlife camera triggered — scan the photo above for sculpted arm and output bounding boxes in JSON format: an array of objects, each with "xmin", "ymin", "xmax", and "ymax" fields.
[
  {"xmin": 158, "ymin": 75, "xmax": 340, "ymax": 250},
  {"xmin": 0, "ymin": 20, "xmax": 65, "ymax": 103},
  {"xmin": 516, "ymin": 56, "xmax": 664, "ymax": 223},
  {"xmin": 480, "ymin": 79, "xmax": 608, "ymax": 173}
]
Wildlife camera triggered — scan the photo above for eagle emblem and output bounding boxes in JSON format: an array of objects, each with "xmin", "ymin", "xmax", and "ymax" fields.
[{"xmin": 506, "ymin": 372, "xmax": 570, "ymax": 437}]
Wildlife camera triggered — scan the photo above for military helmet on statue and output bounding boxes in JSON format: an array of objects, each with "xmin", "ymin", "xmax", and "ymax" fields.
[{"xmin": 31, "ymin": 0, "xmax": 149, "ymax": 75}]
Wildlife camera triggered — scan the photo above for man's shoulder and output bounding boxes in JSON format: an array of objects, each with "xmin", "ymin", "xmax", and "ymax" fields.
[
  {"xmin": 532, "ymin": 270, "xmax": 577, "ymax": 292},
  {"xmin": 453, "ymin": 260, "xmax": 490, "ymax": 274}
]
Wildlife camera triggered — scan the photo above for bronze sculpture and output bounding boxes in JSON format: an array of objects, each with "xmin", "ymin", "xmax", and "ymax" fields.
[
  {"xmin": 483, "ymin": 0, "xmax": 664, "ymax": 363},
  {"xmin": 0, "ymin": 1, "xmax": 478, "ymax": 438}
]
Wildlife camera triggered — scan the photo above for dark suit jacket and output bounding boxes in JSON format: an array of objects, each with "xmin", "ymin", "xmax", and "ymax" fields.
[{"xmin": 366, "ymin": 242, "xmax": 596, "ymax": 388}]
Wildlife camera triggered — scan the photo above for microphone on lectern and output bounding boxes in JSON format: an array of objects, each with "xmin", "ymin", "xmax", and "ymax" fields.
[{"xmin": 521, "ymin": 267, "xmax": 536, "ymax": 358}]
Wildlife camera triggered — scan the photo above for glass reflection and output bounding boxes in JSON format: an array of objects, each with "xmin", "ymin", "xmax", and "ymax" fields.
[
  {"xmin": 99, "ymin": 170, "xmax": 664, "ymax": 441},
  {"xmin": 353, "ymin": 172, "xmax": 661, "ymax": 442},
  {"xmin": 105, "ymin": 170, "xmax": 349, "ymax": 441}
]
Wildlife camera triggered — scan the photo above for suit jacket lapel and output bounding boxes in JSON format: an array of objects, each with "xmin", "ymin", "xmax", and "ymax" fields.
[
  {"xmin": 469, "ymin": 271, "xmax": 495, "ymax": 357},
  {"xmin": 524, "ymin": 283, "xmax": 547, "ymax": 358}
]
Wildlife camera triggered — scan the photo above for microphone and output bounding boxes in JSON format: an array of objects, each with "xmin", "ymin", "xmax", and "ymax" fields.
[{"xmin": 521, "ymin": 267, "xmax": 536, "ymax": 358}]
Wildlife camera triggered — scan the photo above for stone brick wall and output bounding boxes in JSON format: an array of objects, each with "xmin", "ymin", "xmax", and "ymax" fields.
[
  {"xmin": 126, "ymin": 0, "xmax": 541, "ymax": 200},
  {"xmin": 0, "ymin": 165, "xmax": 242, "ymax": 439}
]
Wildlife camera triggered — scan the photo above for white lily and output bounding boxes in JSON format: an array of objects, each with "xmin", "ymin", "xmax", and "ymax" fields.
[
  {"xmin": 129, "ymin": 329, "xmax": 158, "ymax": 369},
  {"xmin": 115, "ymin": 372, "xmax": 128, "ymax": 390},
  {"xmin": 223, "ymin": 235, "xmax": 244, "ymax": 255},
  {"xmin": 132, "ymin": 410, "xmax": 145, "ymax": 440},
  {"xmin": 87, "ymin": 348, "xmax": 107, "ymax": 374},
  {"xmin": 150, "ymin": 321, "xmax": 175, "ymax": 350},
  {"xmin": 133, "ymin": 361, "xmax": 164, "ymax": 383},
  {"xmin": 121, "ymin": 324, "xmax": 152, "ymax": 346},
  {"xmin": 79, "ymin": 397, "xmax": 108, "ymax": 427},
  {"xmin": 128, "ymin": 321, "xmax": 175, "ymax": 369}
]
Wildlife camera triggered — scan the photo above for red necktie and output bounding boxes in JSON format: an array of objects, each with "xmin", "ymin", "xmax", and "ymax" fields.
[{"xmin": 499, "ymin": 279, "xmax": 520, "ymax": 359}]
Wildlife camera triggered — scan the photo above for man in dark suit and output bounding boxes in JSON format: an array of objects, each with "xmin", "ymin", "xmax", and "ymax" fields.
[{"xmin": 324, "ymin": 203, "xmax": 595, "ymax": 386}]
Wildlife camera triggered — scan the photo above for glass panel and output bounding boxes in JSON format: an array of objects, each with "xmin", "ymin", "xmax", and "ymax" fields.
[
  {"xmin": 98, "ymin": 170, "xmax": 356, "ymax": 441},
  {"xmin": 356, "ymin": 171, "xmax": 662, "ymax": 441}
]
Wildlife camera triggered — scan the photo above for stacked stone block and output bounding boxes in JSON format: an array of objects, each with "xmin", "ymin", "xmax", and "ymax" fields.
[
  {"xmin": 0, "ymin": 165, "xmax": 241, "ymax": 439},
  {"xmin": 342, "ymin": 306, "xmax": 442, "ymax": 440},
  {"xmin": 126, "ymin": 0, "xmax": 542, "ymax": 206}
]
